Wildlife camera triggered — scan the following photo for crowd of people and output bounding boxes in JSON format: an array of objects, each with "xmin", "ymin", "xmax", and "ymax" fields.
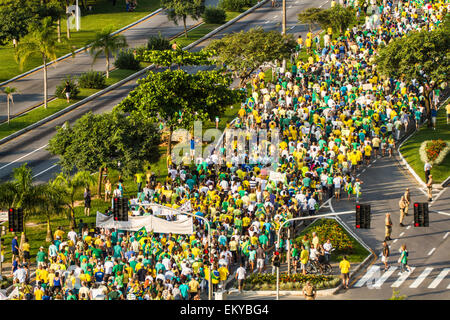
[{"xmin": 4, "ymin": 0, "xmax": 447, "ymax": 300}]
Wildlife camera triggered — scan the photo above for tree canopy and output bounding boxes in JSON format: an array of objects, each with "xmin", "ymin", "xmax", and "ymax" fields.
[
  {"xmin": 376, "ymin": 23, "xmax": 449, "ymax": 117},
  {"xmin": 48, "ymin": 111, "xmax": 161, "ymax": 177},
  {"xmin": 135, "ymin": 49, "xmax": 214, "ymax": 68},
  {"xmin": 207, "ymin": 27, "xmax": 296, "ymax": 86},
  {"xmin": 298, "ymin": 5, "xmax": 355, "ymax": 34},
  {"xmin": 117, "ymin": 69, "xmax": 242, "ymax": 156}
]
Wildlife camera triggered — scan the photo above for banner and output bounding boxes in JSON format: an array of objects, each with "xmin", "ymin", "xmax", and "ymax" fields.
[
  {"xmin": 362, "ymin": 83, "xmax": 373, "ymax": 91},
  {"xmin": 95, "ymin": 212, "xmax": 193, "ymax": 234},
  {"xmin": 129, "ymin": 201, "xmax": 192, "ymax": 216},
  {"xmin": 269, "ymin": 171, "xmax": 286, "ymax": 183}
]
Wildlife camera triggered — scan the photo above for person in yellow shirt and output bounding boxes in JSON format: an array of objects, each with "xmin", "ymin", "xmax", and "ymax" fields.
[
  {"xmin": 339, "ymin": 256, "xmax": 351, "ymax": 289},
  {"xmin": 54, "ymin": 226, "xmax": 65, "ymax": 241},
  {"xmin": 364, "ymin": 144, "xmax": 372, "ymax": 165},
  {"xmin": 34, "ymin": 286, "xmax": 44, "ymax": 300}
]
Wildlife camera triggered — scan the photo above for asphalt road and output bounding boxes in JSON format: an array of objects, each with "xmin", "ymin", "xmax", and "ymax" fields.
[{"xmin": 0, "ymin": 0, "xmax": 325, "ymax": 184}]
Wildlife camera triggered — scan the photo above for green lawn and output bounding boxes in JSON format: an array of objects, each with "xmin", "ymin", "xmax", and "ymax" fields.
[
  {"xmin": 0, "ymin": 0, "xmax": 161, "ymax": 82},
  {"xmin": 0, "ymin": 68, "xmax": 137, "ymax": 140},
  {"xmin": 400, "ymin": 104, "xmax": 450, "ymax": 184},
  {"xmin": 170, "ymin": 11, "xmax": 243, "ymax": 48}
]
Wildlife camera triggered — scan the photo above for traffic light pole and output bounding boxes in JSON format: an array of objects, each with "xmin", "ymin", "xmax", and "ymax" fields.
[{"xmin": 275, "ymin": 210, "xmax": 353, "ymax": 300}]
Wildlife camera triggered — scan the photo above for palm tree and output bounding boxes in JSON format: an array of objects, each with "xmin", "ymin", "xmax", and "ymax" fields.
[
  {"xmin": 10, "ymin": 163, "xmax": 46, "ymax": 249},
  {"xmin": 15, "ymin": 17, "xmax": 59, "ymax": 109},
  {"xmin": 0, "ymin": 182, "xmax": 18, "ymax": 210},
  {"xmin": 35, "ymin": 182, "xmax": 68, "ymax": 242},
  {"xmin": 1, "ymin": 86, "xmax": 18, "ymax": 124},
  {"xmin": 88, "ymin": 28, "xmax": 128, "ymax": 78},
  {"xmin": 52, "ymin": 171, "xmax": 96, "ymax": 228},
  {"xmin": 162, "ymin": 0, "xmax": 204, "ymax": 38}
]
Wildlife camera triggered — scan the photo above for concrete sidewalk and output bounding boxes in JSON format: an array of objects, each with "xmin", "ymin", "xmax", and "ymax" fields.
[{"xmin": 0, "ymin": 9, "xmax": 199, "ymax": 123}]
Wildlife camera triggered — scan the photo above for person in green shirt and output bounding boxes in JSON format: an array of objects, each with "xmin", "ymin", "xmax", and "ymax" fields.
[{"xmin": 36, "ymin": 247, "xmax": 47, "ymax": 267}]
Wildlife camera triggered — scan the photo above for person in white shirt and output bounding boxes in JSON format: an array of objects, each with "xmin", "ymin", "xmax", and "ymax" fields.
[
  {"xmin": 323, "ymin": 239, "xmax": 333, "ymax": 263},
  {"xmin": 333, "ymin": 175, "xmax": 342, "ymax": 201},
  {"xmin": 235, "ymin": 264, "xmax": 246, "ymax": 293},
  {"xmin": 67, "ymin": 229, "xmax": 77, "ymax": 244},
  {"xmin": 104, "ymin": 258, "xmax": 114, "ymax": 275},
  {"xmin": 308, "ymin": 197, "xmax": 317, "ymax": 215}
]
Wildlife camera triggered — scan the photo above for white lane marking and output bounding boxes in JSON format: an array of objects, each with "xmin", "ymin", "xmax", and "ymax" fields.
[
  {"xmin": 289, "ymin": 5, "xmax": 292, "ymax": 8},
  {"xmin": 357, "ymin": 174, "xmax": 360, "ymax": 177},
  {"xmin": 265, "ymin": 20, "xmax": 270, "ymax": 24},
  {"xmin": 273, "ymin": 15, "xmax": 278, "ymax": 19},
  {"xmin": 373, "ymin": 159, "xmax": 377, "ymax": 163},
  {"xmin": 289, "ymin": 25, "xmax": 295, "ymax": 30},
  {"xmin": 374, "ymin": 266, "xmax": 398, "ymax": 288},
  {"xmin": 427, "ymin": 248, "xmax": 436, "ymax": 256},
  {"xmin": 428, "ymin": 268, "xmax": 450, "ymax": 289},
  {"xmin": 444, "ymin": 232, "xmax": 449, "ymax": 240},
  {"xmin": 368, "ymin": 164, "xmax": 371, "ymax": 167},
  {"xmin": 399, "ymin": 232, "xmax": 405, "ymax": 237},
  {"xmin": 392, "ymin": 239, "xmax": 398, "ymax": 243},
  {"xmin": 354, "ymin": 266, "xmax": 380, "ymax": 287},
  {"xmin": 392, "ymin": 267, "xmax": 415, "ymax": 287},
  {"xmin": 433, "ymin": 211, "xmax": 450, "ymax": 217},
  {"xmin": 407, "ymin": 225, "xmax": 411, "ymax": 230},
  {"xmin": 362, "ymin": 169, "xmax": 366, "ymax": 173},
  {"xmin": 33, "ymin": 164, "xmax": 58, "ymax": 178},
  {"xmin": 409, "ymin": 267, "xmax": 433, "ymax": 288},
  {"xmin": 0, "ymin": 144, "xmax": 49, "ymax": 170},
  {"xmin": 417, "ymin": 187, "xmax": 428, "ymax": 196}
]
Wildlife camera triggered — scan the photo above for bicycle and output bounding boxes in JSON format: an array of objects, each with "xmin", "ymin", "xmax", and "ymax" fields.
[{"xmin": 306, "ymin": 259, "xmax": 333, "ymax": 275}]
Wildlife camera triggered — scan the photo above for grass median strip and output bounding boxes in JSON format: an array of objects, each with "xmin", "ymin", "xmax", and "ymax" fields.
[{"xmin": 400, "ymin": 104, "xmax": 450, "ymax": 184}]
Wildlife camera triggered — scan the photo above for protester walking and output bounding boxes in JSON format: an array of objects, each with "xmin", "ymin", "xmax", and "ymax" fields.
[
  {"xmin": 339, "ymin": 256, "xmax": 350, "ymax": 289},
  {"xmin": 398, "ymin": 244, "xmax": 412, "ymax": 273}
]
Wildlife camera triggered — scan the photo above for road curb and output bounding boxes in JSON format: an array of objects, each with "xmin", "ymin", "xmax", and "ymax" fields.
[
  {"xmin": 183, "ymin": 0, "xmax": 270, "ymax": 51},
  {"xmin": 229, "ymin": 287, "xmax": 337, "ymax": 298},
  {"xmin": 0, "ymin": 8, "xmax": 164, "ymax": 89}
]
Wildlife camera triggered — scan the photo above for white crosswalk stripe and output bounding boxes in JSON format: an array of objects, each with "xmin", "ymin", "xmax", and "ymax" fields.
[
  {"xmin": 354, "ymin": 266, "xmax": 380, "ymax": 287},
  {"xmin": 410, "ymin": 267, "xmax": 433, "ymax": 288},
  {"xmin": 355, "ymin": 266, "xmax": 450, "ymax": 289},
  {"xmin": 391, "ymin": 267, "xmax": 415, "ymax": 288},
  {"xmin": 373, "ymin": 266, "xmax": 397, "ymax": 288},
  {"xmin": 428, "ymin": 268, "xmax": 450, "ymax": 289}
]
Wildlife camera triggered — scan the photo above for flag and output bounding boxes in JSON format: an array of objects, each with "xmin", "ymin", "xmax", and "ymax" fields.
[{"xmin": 135, "ymin": 227, "xmax": 147, "ymax": 241}]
